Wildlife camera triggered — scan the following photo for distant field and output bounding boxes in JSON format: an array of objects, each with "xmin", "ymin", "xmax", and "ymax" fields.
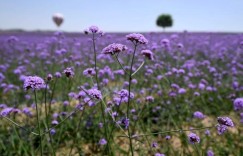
[{"xmin": 0, "ymin": 31, "xmax": 243, "ymax": 155}]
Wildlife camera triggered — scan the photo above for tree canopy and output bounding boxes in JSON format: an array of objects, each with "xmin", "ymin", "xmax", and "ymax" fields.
[{"xmin": 156, "ymin": 14, "xmax": 173, "ymax": 30}]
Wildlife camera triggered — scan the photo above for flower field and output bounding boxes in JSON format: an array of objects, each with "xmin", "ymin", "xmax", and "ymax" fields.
[{"xmin": 0, "ymin": 29, "xmax": 243, "ymax": 155}]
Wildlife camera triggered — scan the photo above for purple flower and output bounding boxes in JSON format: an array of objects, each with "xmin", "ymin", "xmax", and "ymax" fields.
[
  {"xmin": 119, "ymin": 117, "xmax": 129, "ymax": 129},
  {"xmin": 217, "ymin": 124, "xmax": 228, "ymax": 135},
  {"xmin": 188, "ymin": 133, "xmax": 200, "ymax": 144},
  {"xmin": 217, "ymin": 117, "xmax": 234, "ymax": 127},
  {"xmin": 205, "ymin": 129, "xmax": 210, "ymax": 136},
  {"xmin": 47, "ymin": 74, "xmax": 53, "ymax": 81},
  {"xmin": 165, "ymin": 135, "xmax": 171, "ymax": 140},
  {"xmin": 98, "ymin": 122, "xmax": 103, "ymax": 128},
  {"xmin": 155, "ymin": 153, "xmax": 165, "ymax": 156},
  {"xmin": 52, "ymin": 113, "xmax": 59, "ymax": 119},
  {"xmin": 171, "ymin": 83, "xmax": 180, "ymax": 90},
  {"xmin": 87, "ymin": 88, "xmax": 102, "ymax": 100},
  {"xmin": 63, "ymin": 101, "xmax": 69, "ymax": 106},
  {"xmin": 118, "ymin": 89, "xmax": 129, "ymax": 98},
  {"xmin": 0, "ymin": 104, "xmax": 7, "ymax": 109},
  {"xmin": 0, "ymin": 107, "xmax": 13, "ymax": 117},
  {"xmin": 194, "ymin": 92, "xmax": 200, "ymax": 96},
  {"xmin": 207, "ymin": 150, "xmax": 214, "ymax": 156},
  {"xmin": 178, "ymin": 88, "xmax": 186, "ymax": 94},
  {"xmin": 83, "ymin": 68, "xmax": 96, "ymax": 77},
  {"xmin": 233, "ymin": 98, "xmax": 243, "ymax": 110},
  {"xmin": 13, "ymin": 108, "xmax": 21, "ymax": 114},
  {"xmin": 141, "ymin": 50, "xmax": 154, "ymax": 60},
  {"xmin": 99, "ymin": 138, "xmax": 107, "ymax": 145},
  {"xmin": 63, "ymin": 67, "xmax": 74, "ymax": 78},
  {"xmin": 84, "ymin": 25, "xmax": 104, "ymax": 36},
  {"xmin": 193, "ymin": 111, "xmax": 205, "ymax": 119},
  {"xmin": 54, "ymin": 72, "xmax": 62, "ymax": 78},
  {"xmin": 126, "ymin": 33, "xmax": 148, "ymax": 44},
  {"xmin": 145, "ymin": 96, "xmax": 154, "ymax": 102},
  {"xmin": 22, "ymin": 107, "xmax": 33, "ymax": 117},
  {"xmin": 151, "ymin": 141, "xmax": 158, "ymax": 148},
  {"xmin": 23, "ymin": 76, "xmax": 45, "ymax": 90},
  {"xmin": 52, "ymin": 120, "xmax": 59, "ymax": 125},
  {"xmin": 102, "ymin": 43, "xmax": 127, "ymax": 55},
  {"xmin": 88, "ymin": 26, "xmax": 99, "ymax": 33},
  {"xmin": 50, "ymin": 129, "xmax": 56, "ymax": 135}
]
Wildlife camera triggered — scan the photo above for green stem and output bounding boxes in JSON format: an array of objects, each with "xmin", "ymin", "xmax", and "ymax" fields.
[
  {"xmin": 48, "ymin": 79, "xmax": 57, "ymax": 115},
  {"xmin": 131, "ymin": 61, "xmax": 145, "ymax": 77},
  {"xmin": 115, "ymin": 53, "xmax": 129, "ymax": 75},
  {"xmin": 103, "ymin": 98, "xmax": 123, "ymax": 155},
  {"xmin": 44, "ymin": 83, "xmax": 55, "ymax": 156},
  {"xmin": 118, "ymin": 126, "xmax": 216, "ymax": 138},
  {"xmin": 194, "ymin": 143, "xmax": 200, "ymax": 156},
  {"xmin": 127, "ymin": 43, "xmax": 137, "ymax": 156},
  {"xmin": 34, "ymin": 90, "xmax": 43, "ymax": 156},
  {"xmin": 100, "ymin": 95, "xmax": 110, "ymax": 155},
  {"xmin": 3, "ymin": 116, "xmax": 39, "ymax": 135},
  {"xmin": 68, "ymin": 108, "xmax": 85, "ymax": 156},
  {"xmin": 92, "ymin": 33, "xmax": 100, "ymax": 90}
]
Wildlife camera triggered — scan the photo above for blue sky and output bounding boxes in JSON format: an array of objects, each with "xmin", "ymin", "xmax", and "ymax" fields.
[{"xmin": 0, "ymin": 0, "xmax": 243, "ymax": 32}]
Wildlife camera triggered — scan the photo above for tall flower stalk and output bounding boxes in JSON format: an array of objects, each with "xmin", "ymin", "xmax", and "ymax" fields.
[
  {"xmin": 84, "ymin": 26, "xmax": 111, "ymax": 154},
  {"xmin": 126, "ymin": 43, "xmax": 137, "ymax": 156},
  {"xmin": 23, "ymin": 76, "xmax": 45, "ymax": 156},
  {"xmin": 125, "ymin": 33, "xmax": 148, "ymax": 156},
  {"xmin": 102, "ymin": 33, "xmax": 148, "ymax": 155},
  {"xmin": 92, "ymin": 33, "xmax": 100, "ymax": 90}
]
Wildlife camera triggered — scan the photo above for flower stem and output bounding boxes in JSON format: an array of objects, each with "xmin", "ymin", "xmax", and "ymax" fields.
[
  {"xmin": 127, "ymin": 43, "xmax": 137, "ymax": 156},
  {"xmin": 117, "ymin": 126, "xmax": 216, "ymax": 138},
  {"xmin": 194, "ymin": 143, "xmax": 200, "ymax": 156},
  {"xmin": 92, "ymin": 33, "xmax": 100, "ymax": 90},
  {"xmin": 44, "ymin": 83, "xmax": 55, "ymax": 156},
  {"xmin": 34, "ymin": 90, "xmax": 43, "ymax": 156},
  {"xmin": 3, "ymin": 116, "xmax": 39, "ymax": 135},
  {"xmin": 131, "ymin": 61, "xmax": 145, "ymax": 77},
  {"xmin": 68, "ymin": 108, "xmax": 85, "ymax": 156},
  {"xmin": 115, "ymin": 53, "xmax": 129, "ymax": 75}
]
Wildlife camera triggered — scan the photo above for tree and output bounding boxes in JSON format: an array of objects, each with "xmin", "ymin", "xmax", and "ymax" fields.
[{"xmin": 156, "ymin": 14, "xmax": 173, "ymax": 31}]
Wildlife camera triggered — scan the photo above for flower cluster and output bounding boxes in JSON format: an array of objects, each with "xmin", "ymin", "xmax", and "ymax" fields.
[
  {"xmin": 87, "ymin": 88, "xmax": 102, "ymax": 100},
  {"xmin": 118, "ymin": 89, "xmax": 134, "ymax": 99},
  {"xmin": 233, "ymin": 98, "xmax": 243, "ymax": 110},
  {"xmin": 126, "ymin": 33, "xmax": 148, "ymax": 44},
  {"xmin": 99, "ymin": 138, "xmax": 107, "ymax": 145},
  {"xmin": 102, "ymin": 43, "xmax": 127, "ymax": 55},
  {"xmin": 23, "ymin": 76, "xmax": 45, "ymax": 90},
  {"xmin": 217, "ymin": 116, "xmax": 234, "ymax": 135},
  {"xmin": 141, "ymin": 50, "xmax": 154, "ymax": 60},
  {"xmin": 217, "ymin": 117, "xmax": 234, "ymax": 127},
  {"xmin": 188, "ymin": 132, "xmax": 200, "ymax": 144},
  {"xmin": 84, "ymin": 25, "xmax": 104, "ymax": 36},
  {"xmin": 193, "ymin": 111, "xmax": 205, "ymax": 119},
  {"xmin": 83, "ymin": 68, "xmax": 96, "ymax": 77},
  {"xmin": 63, "ymin": 67, "xmax": 74, "ymax": 78},
  {"xmin": 0, "ymin": 107, "xmax": 13, "ymax": 117}
]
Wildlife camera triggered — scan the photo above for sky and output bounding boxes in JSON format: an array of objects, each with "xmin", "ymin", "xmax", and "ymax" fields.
[{"xmin": 0, "ymin": 0, "xmax": 243, "ymax": 32}]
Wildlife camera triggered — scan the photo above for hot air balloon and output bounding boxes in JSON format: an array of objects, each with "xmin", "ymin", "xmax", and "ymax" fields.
[{"xmin": 52, "ymin": 13, "xmax": 64, "ymax": 27}]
